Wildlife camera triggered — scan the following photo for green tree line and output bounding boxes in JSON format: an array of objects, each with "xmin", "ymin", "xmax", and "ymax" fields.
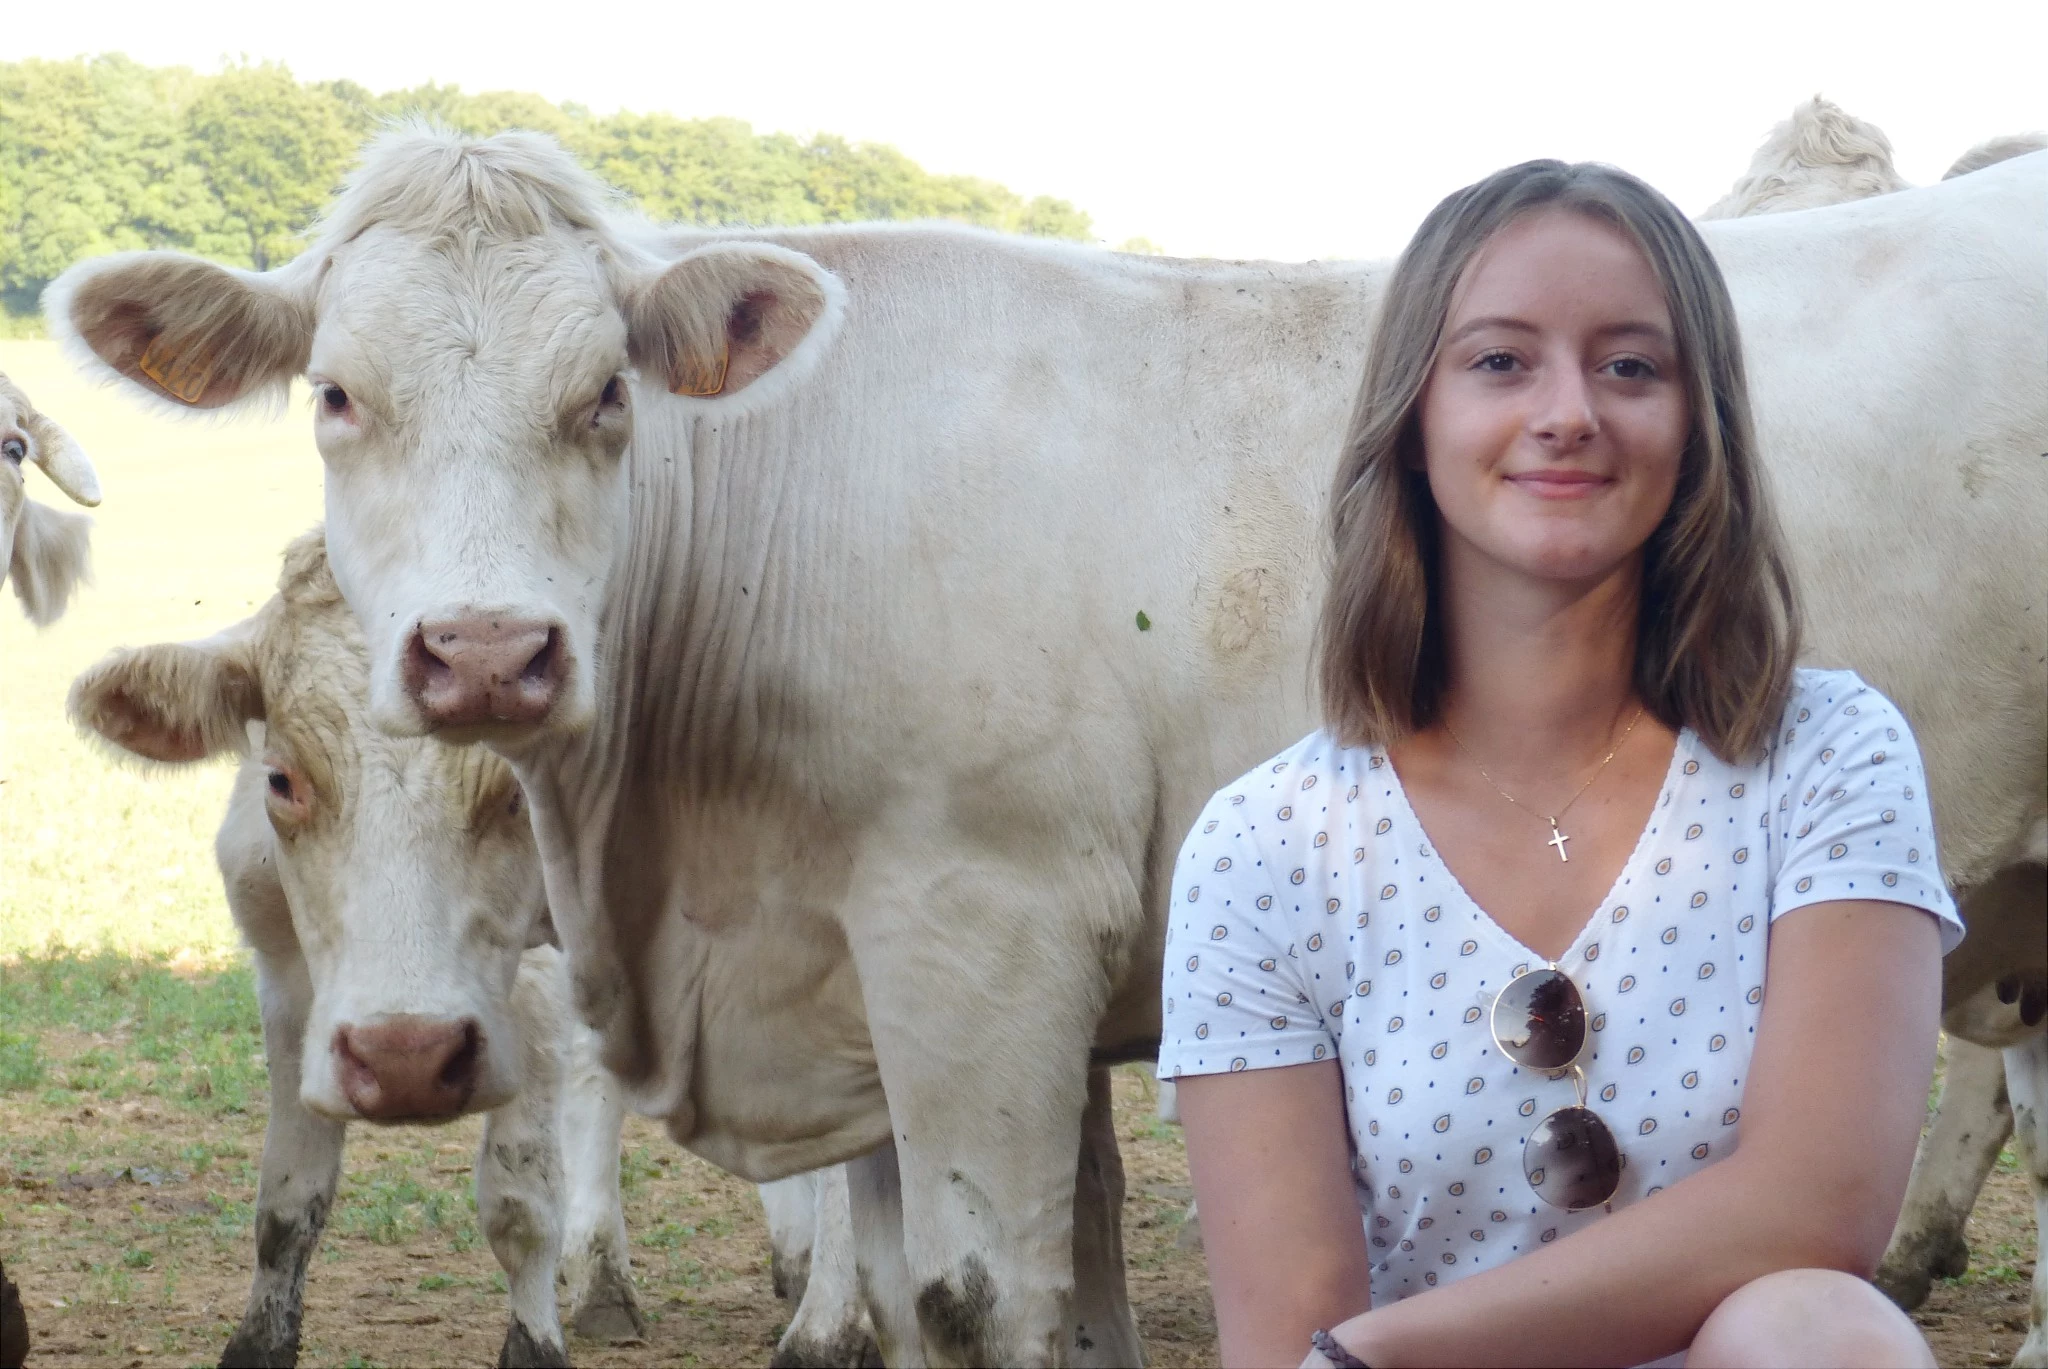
[{"xmin": 0, "ymin": 55, "xmax": 1096, "ymax": 326}]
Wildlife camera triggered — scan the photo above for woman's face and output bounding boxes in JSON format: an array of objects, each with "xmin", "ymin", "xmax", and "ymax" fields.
[{"xmin": 1417, "ymin": 207, "xmax": 1690, "ymax": 590}]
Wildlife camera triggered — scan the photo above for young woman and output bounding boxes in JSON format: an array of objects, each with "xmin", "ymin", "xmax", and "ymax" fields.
[{"xmin": 1160, "ymin": 161, "xmax": 1958, "ymax": 1368}]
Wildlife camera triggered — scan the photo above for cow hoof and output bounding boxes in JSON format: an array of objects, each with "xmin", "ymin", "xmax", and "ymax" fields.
[
  {"xmin": 498, "ymin": 1318, "xmax": 570, "ymax": 1369},
  {"xmin": 2, "ymin": 1255, "xmax": 30, "ymax": 1369},
  {"xmin": 568, "ymin": 1249, "xmax": 645, "ymax": 1342},
  {"xmin": 1876, "ymin": 1230, "xmax": 1969, "ymax": 1311},
  {"xmin": 569, "ymin": 1294, "xmax": 645, "ymax": 1343},
  {"xmin": 769, "ymin": 1327, "xmax": 881, "ymax": 1369},
  {"xmin": 219, "ymin": 1321, "xmax": 299, "ymax": 1369}
]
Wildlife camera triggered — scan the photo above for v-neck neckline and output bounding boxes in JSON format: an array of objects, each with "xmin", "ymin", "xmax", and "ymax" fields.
[{"xmin": 1373, "ymin": 728, "xmax": 1697, "ymax": 968}]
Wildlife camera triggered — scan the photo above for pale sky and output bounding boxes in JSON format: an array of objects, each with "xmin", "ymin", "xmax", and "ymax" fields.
[{"xmin": 15, "ymin": 0, "xmax": 2046, "ymax": 261}]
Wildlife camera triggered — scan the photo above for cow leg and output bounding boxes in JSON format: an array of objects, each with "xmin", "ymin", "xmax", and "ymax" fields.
[
  {"xmin": 1878, "ymin": 1036, "xmax": 2013, "ymax": 1308},
  {"xmin": 556, "ymin": 997, "xmax": 644, "ymax": 1342},
  {"xmin": 221, "ymin": 957, "xmax": 344, "ymax": 1369},
  {"xmin": 1069, "ymin": 1067, "xmax": 1142, "ymax": 1368},
  {"xmin": 852, "ymin": 895, "xmax": 1103, "ymax": 1368},
  {"xmin": 846, "ymin": 1142, "xmax": 927, "ymax": 1369},
  {"xmin": 761, "ymin": 1172, "xmax": 820, "ymax": 1304},
  {"xmin": 2005, "ymin": 1032, "xmax": 2048, "ymax": 1369},
  {"xmin": 480, "ymin": 953, "xmax": 570, "ymax": 1368},
  {"xmin": 773, "ymin": 1166, "xmax": 880, "ymax": 1367}
]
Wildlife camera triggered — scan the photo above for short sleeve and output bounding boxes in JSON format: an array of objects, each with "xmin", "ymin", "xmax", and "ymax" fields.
[
  {"xmin": 1770, "ymin": 672, "xmax": 1962, "ymax": 954},
  {"xmin": 1158, "ymin": 786, "xmax": 1336, "ymax": 1079}
]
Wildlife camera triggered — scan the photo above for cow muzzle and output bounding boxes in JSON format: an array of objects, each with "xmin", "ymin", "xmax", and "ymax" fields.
[
  {"xmin": 333, "ymin": 1014, "xmax": 484, "ymax": 1122},
  {"xmin": 404, "ymin": 616, "xmax": 566, "ymax": 731}
]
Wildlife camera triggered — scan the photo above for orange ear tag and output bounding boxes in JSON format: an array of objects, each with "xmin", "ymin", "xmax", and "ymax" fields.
[
  {"xmin": 137, "ymin": 333, "xmax": 219, "ymax": 405},
  {"xmin": 671, "ymin": 340, "xmax": 729, "ymax": 398}
]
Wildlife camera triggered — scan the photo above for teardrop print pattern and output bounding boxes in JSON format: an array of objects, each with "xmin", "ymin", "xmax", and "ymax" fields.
[{"xmin": 1155, "ymin": 671, "xmax": 1958, "ymax": 1306}]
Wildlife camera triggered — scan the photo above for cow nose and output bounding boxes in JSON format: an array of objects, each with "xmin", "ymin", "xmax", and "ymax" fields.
[
  {"xmin": 334, "ymin": 1016, "xmax": 482, "ymax": 1121},
  {"xmin": 405, "ymin": 616, "xmax": 564, "ymax": 728}
]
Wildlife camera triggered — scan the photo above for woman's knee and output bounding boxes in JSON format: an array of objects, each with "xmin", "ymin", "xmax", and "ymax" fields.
[{"xmin": 1688, "ymin": 1267, "xmax": 1934, "ymax": 1369}]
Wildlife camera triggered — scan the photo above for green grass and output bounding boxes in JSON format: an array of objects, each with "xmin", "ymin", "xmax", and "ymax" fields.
[{"xmin": 0, "ymin": 338, "xmax": 324, "ymax": 963}]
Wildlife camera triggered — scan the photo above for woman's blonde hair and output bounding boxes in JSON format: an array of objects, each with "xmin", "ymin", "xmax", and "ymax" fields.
[{"xmin": 1316, "ymin": 159, "xmax": 1800, "ymax": 763}]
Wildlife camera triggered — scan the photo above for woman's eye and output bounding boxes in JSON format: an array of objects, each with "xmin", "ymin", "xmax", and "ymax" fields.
[
  {"xmin": 1473, "ymin": 351, "xmax": 1517, "ymax": 373},
  {"xmin": 1607, "ymin": 357, "xmax": 1657, "ymax": 380},
  {"xmin": 320, "ymin": 385, "xmax": 350, "ymax": 414}
]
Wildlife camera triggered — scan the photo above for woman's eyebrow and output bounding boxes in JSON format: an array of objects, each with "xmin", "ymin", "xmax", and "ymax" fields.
[
  {"xmin": 1443, "ymin": 316, "xmax": 1536, "ymax": 346},
  {"xmin": 1595, "ymin": 320, "xmax": 1676, "ymax": 345},
  {"xmin": 1441, "ymin": 316, "xmax": 1674, "ymax": 346}
]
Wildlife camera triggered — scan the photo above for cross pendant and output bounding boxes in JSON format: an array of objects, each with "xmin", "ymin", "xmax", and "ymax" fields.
[{"xmin": 1547, "ymin": 822, "xmax": 1571, "ymax": 862}]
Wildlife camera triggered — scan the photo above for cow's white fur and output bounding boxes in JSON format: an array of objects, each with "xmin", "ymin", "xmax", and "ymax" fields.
[
  {"xmin": 1700, "ymin": 95, "xmax": 1910, "ymax": 219},
  {"xmin": 49, "ymin": 134, "xmax": 2048, "ymax": 1364},
  {"xmin": 0, "ymin": 372, "xmax": 97, "ymax": 623},
  {"xmin": 66, "ymin": 534, "xmax": 641, "ymax": 1364},
  {"xmin": 1947, "ymin": 132, "xmax": 2048, "ymax": 180},
  {"xmin": 1698, "ymin": 109, "xmax": 2048, "ymax": 1352}
]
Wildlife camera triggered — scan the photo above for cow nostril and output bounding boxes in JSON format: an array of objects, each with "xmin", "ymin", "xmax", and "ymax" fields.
[
  {"xmin": 440, "ymin": 1020, "xmax": 481, "ymax": 1090},
  {"xmin": 409, "ymin": 626, "xmax": 457, "ymax": 677},
  {"xmin": 521, "ymin": 628, "xmax": 560, "ymax": 686}
]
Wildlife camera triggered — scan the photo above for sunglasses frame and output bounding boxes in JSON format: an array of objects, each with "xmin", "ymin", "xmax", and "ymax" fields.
[{"xmin": 1488, "ymin": 964, "xmax": 1623, "ymax": 1212}]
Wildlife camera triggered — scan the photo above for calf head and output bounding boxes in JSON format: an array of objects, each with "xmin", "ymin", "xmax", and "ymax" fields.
[
  {"xmin": 0, "ymin": 372, "xmax": 99, "ymax": 623},
  {"xmin": 49, "ymin": 127, "xmax": 843, "ymax": 745},
  {"xmin": 69, "ymin": 530, "xmax": 547, "ymax": 1122}
]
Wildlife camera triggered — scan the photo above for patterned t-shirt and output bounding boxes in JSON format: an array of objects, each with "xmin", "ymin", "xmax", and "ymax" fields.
[{"xmin": 1157, "ymin": 668, "xmax": 1960, "ymax": 1309}]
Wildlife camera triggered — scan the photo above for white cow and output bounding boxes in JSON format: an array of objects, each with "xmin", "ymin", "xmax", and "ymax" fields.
[
  {"xmin": 1699, "ymin": 95, "xmax": 1910, "ymax": 219},
  {"xmin": 69, "ymin": 527, "xmax": 879, "ymax": 1367},
  {"xmin": 1947, "ymin": 132, "xmax": 2048, "ymax": 180},
  {"xmin": 1702, "ymin": 109, "xmax": 2048, "ymax": 1361},
  {"xmin": 69, "ymin": 531, "xmax": 643, "ymax": 1366},
  {"xmin": 0, "ymin": 371, "xmax": 98, "ymax": 623},
  {"xmin": 48, "ymin": 134, "xmax": 2047, "ymax": 1365}
]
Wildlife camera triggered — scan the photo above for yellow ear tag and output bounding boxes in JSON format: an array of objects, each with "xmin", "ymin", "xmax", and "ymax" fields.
[
  {"xmin": 671, "ymin": 340, "xmax": 729, "ymax": 398},
  {"xmin": 137, "ymin": 333, "xmax": 219, "ymax": 405}
]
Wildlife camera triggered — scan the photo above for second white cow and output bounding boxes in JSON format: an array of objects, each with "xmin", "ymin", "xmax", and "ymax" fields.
[{"xmin": 70, "ymin": 531, "xmax": 643, "ymax": 1366}]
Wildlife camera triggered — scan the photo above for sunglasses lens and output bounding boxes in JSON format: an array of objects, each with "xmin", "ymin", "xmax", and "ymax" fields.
[
  {"xmin": 1491, "ymin": 967, "xmax": 1586, "ymax": 1070},
  {"xmin": 1524, "ymin": 1105, "xmax": 1621, "ymax": 1211}
]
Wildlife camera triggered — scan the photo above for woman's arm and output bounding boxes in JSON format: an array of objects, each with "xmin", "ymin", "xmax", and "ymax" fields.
[
  {"xmin": 1318, "ymin": 899, "xmax": 1941, "ymax": 1368},
  {"xmin": 1180, "ymin": 1059, "xmax": 1373, "ymax": 1368}
]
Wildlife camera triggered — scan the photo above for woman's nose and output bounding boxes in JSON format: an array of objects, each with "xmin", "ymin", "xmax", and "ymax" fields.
[{"xmin": 1530, "ymin": 371, "xmax": 1599, "ymax": 446}]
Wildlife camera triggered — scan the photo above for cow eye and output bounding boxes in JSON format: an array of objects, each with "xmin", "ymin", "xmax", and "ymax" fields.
[
  {"xmin": 507, "ymin": 789, "xmax": 524, "ymax": 817},
  {"xmin": 320, "ymin": 385, "xmax": 350, "ymax": 414},
  {"xmin": 1, "ymin": 436, "xmax": 23, "ymax": 463},
  {"xmin": 600, "ymin": 377, "xmax": 622, "ymax": 407},
  {"xmin": 267, "ymin": 771, "xmax": 294, "ymax": 801}
]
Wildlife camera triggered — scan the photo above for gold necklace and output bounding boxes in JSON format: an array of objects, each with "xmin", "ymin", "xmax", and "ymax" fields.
[{"xmin": 1441, "ymin": 704, "xmax": 1647, "ymax": 863}]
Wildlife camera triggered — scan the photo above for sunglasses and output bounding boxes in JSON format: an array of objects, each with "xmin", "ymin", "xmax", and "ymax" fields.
[{"xmin": 1489, "ymin": 966, "xmax": 1622, "ymax": 1212}]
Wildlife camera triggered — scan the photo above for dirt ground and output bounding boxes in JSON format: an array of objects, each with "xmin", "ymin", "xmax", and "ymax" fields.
[{"xmin": 0, "ymin": 1060, "xmax": 2035, "ymax": 1367}]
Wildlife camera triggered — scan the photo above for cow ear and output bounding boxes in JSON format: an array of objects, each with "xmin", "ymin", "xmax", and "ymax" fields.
[
  {"xmin": 0, "ymin": 374, "xmax": 101, "ymax": 505},
  {"xmin": 9, "ymin": 500, "xmax": 93, "ymax": 626},
  {"xmin": 626, "ymin": 243, "xmax": 839, "ymax": 398},
  {"xmin": 47, "ymin": 252, "xmax": 312, "ymax": 411},
  {"xmin": 69, "ymin": 619, "xmax": 267, "ymax": 765}
]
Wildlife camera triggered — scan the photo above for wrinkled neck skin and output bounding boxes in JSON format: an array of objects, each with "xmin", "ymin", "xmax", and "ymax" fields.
[{"xmin": 497, "ymin": 381, "xmax": 853, "ymax": 1135}]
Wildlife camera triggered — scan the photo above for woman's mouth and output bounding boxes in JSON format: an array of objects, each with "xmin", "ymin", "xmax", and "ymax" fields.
[{"xmin": 1505, "ymin": 469, "xmax": 1610, "ymax": 500}]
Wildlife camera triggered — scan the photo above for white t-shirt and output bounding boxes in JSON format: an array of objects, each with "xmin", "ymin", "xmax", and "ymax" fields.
[{"xmin": 1158, "ymin": 668, "xmax": 1961, "ymax": 1309}]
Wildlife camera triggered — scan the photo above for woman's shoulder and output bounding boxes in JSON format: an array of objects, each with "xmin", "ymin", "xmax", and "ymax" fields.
[
  {"xmin": 1770, "ymin": 668, "xmax": 1919, "ymax": 768},
  {"xmin": 1204, "ymin": 728, "xmax": 1370, "ymax": 814}
]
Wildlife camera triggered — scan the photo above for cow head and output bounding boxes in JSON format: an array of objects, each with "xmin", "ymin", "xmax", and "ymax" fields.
[
  {"xmin": 0, "ymin": 372, "xmax": 99, "ymax": 623},
  {"xmin": 69, "ymin": 531, "xmax": 548, "ymax": 1123},
  {"xmin": 48, "ymin": 127, "xmax": 843, "ymax": 745}
]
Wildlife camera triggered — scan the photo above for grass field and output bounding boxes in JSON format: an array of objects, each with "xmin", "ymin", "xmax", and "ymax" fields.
[{"xmin": 0, "ymin": 338, "xmax": 2036, "ymax": 1366}]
